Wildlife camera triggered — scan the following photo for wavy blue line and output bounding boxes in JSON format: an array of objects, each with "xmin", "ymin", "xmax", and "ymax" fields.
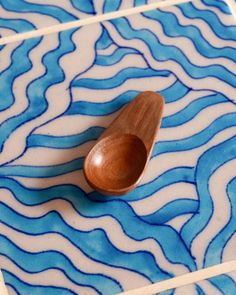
[
  {"xmin": 202, "ymin": 0, "xmax": 231, "ymax": 14},
  {"xmin": 95, "ymin": 47, "xmax": 138, "ymax": 66},
  {"xmin": 0, "ymin": 166, "xmax": 194, "ymax": 202},
  {"xmin": 96, "ymin": 27, "xmax": 113, "ymax": 50},
  {"xmin": 160, "ymin": 79, "xmax": 190, "ymax": 103},
  {"xmin": 144, "ymin": 8, "xmax": 236, "ymax": 60},
  {"xmin": 0, "ymin": 29, "xmax": 76, "ymax": 154},
  {"xmin": 66, "ymin": 90, "xmax": 139, "ymax": 116},
  {"xmin": 0, "ymin": 18, "xmax": 35, "ymax": 34},
  {"xmin": 109, "ymin": 17, "xmax": 236, "ymax": 87},
  {"xmin": 90, "ymin": 167, "xmax": 195, "ymax": 202},
  {"xmin": 102, "ymin": 0, "xmax": 122, "ymax": 13},
  {"xmin": 195, "ymin": 284, "xmax": 206, "ymax": 295},
  {"xmin": 203, "ymin": 177, "xmax": 236, "ymax": 267},
  {"xmin": 28, "ymin": 80, "xmax": 190, "ymax": 150},
  {"xmin": 1, "ymin": 0, "xmax": 78, "ymax": 23},
  {"xmin": 162, "ymin": 93, "xmax": 227, "ymax": 128},
  {"xmin": 4, "ymin": 114, "xmax": 234, "ymax": 180},
  {"xmin": 0, "ymin": 251, "xmax": 101, "ymax": 294},
  {"xmin": 134, "ymin": 0, "xmax": 149, "ymax": 5},
  {"xmin": 181, "ymin": 135, "xmax": 236, "ymax": 248},
  {"xmin": 2, "ymin": 270, "xmax": 77, "ymax": 295},
  {"xmin": 0, "ymin": 177, "xmax": 196, "ymax": 271},
  {"xmin": 70, "ymin": 0, "xmax": 95, "ymax": 14},
  {"xmin": 0, "ymin": 234, "xmax": 119, "ymax": 294},
  {"xmin": 209, "ymin": 274, "xmax": 236, "ymax": 295},
  {"xmin": 153, "ymin": 112, "xmax": 236, "ymax": 157},
  {"xmin": 27, "ymin": 126, "xmax": 104, "ymax": 149},
  {"xmin": 140, "ymin": 199, "xmax": 198, "ymax": 225},
  {"xmin": 0, "ymin": 28, "xmax": 101, "ymax": 168},
  {"xmin": 180, "ymin": 2, "xmax": 236, "ymax": 38},
  {"xmin": 68, "ymin": 82, "xmax": 206, "ymax": 118},
  {"xmin": 71, "ymin": 67, "xmax": 170, "ymax": 89},
  {"xmin": 0, "ymin": 206, "xmax": 169, "ymax": 285},
  {"xmin": 0, "ymin": 36, "xmax": 40, "ymax": 112},
  {"xmin": 27, "ymin": 113, "xmax": 236, "ymax": 154},
  {"xmin": 0, "ymin": 157, "xmax": 83, "ymax": 178}
]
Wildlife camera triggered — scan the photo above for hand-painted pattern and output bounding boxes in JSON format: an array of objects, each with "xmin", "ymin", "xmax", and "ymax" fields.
[
  {"xmin": 0, "ymin": 0, "xmax": 235, "ymax": 294},
  {"xmin": 3, "ymin": 0, "xmax": 229, "ymax": 37},
  {"xmin": 0, "ymin": 0, "xmax": 93, "ymax": 37}
]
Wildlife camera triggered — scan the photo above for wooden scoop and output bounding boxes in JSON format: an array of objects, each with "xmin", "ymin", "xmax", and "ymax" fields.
[{"xmin": 83, "ymin": 91, "xmax": 164, "ymax": 196}]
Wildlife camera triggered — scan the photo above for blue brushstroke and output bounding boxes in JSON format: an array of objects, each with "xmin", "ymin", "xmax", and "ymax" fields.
[
  {"xmin": 96, "ymin": 28, "xmax": 113, "ymax": 50},
  {"xmin": 70, "ymin": 0, "xmax": 95, "ymax": 14},
  {"xmin": 71, "ymin": 67, "xmax": 170, "ymax": 89},
  {"xmin": 2, "ymin": 270, "xmax": 77, "ymax": 295},
  {"xmin": 181, "ymin": 135, "xmax": 236, "ymax": 247},
  {"xmin": 203, "ymin": 177, "xmax": 236, "ymax": 267},
  {"xmin": 144, "ymin": 9, "xmax": 236, "ymax": 60},
  {"xmin": 0, "ymin": 37, "xmax": 40, "ymax": 111},
  {"xmin": 0, "ymin": 178, "xmax": 196, "ymax": 271},
  {"xmin": 66, "ymin": 90, "xmax": 138, "ymax": 116},
  {"xmin": 110, "ymin": 17, "xmax": 236, "ymax": 86},
  {"xmin": 102, "ymin": 0, "xmax": 121, "ymax": 13},
  {"xmin": 27, "ymin": 127, "xmax": 104, "ymax": 149},
  {"xmin": 95, "ymin": 47, "xmax": 138, "ymax": 66},
  {"xmin": 160, "ymin": 79, "xmax": 190, "ymax": 103},
  {"xmin": 0, "ymin": 209, "xmax": 169, "ymax": 285},
  {"xmin": 1, "ymin": 0, "xmax": 78, "ymax": 23},
  {"xmin": 162, "ymin": 94, "xmax": 227, "ymax": 128},
  {"xmin": 0, "ymin": 235, "xmax": 120, "ymax": 294},
  {"xmin": 153, "ymin": 112, "xmax": 236, "ymax": 156},
  {"xmin": 90, "ymin": 167, "xmax": 195, "ymax": 202},
  {"xmin": 209, "ymin": 274, "xmax": 236, "ymax": 295},
  {"xmin": 179, "ymin": 2, "xmax": 236, "ymax": 39},
  {"xmin": 141, "ymin": 199, "xmax": 199, "ymax": 225},
  {"xmin": 0, "ymin": 29, "xmax": 76, "ymax": 153},
  {"xmin": 0, "ymin": 157, "xmax": 83, "ymax": 178},
  {"xmin": 202, "ymin": 0, "xmax": 231, "ymax": 14}
]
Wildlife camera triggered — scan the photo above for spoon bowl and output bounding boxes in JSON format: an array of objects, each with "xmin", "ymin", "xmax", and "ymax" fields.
[
  {"xmin": 84, "ymin": 134, "xmax": 147, "ymax": 195},
  {"xmin": 83, "ymin": 91, "xmax": 164, "ymax": 196}
]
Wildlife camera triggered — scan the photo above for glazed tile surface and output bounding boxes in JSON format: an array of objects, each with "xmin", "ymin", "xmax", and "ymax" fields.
[
  {"xmin": 161, "ymin": 271, "xmax": 236, "ymax": 294},
  {"xmin": 0, "ymin": 0, "xmax": 236, "ymax": 294},
  {"xmin": 2, "ymin": 0, "xmax": 230, "ymax": 37},
  {"xmin": 0, "ymin": 0, "xmax": 93, "ymax": 37},
  {"xmin": 0, "ymin": 0, "xmax": 165, "ymax": 37}
]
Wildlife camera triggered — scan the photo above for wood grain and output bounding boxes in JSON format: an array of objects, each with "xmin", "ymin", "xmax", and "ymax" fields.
[{"xmin": 83, "ymin": 91, "xmax": 164, "ymax": 196}]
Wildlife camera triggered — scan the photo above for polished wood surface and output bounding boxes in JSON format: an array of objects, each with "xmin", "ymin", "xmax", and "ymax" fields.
[{"xmin": 83, "ymin": 91, "xmax": 164, "ymax": 196}]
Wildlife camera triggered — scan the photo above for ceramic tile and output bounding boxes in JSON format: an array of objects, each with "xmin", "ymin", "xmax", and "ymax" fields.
[
  {"xmin": 0, "ymin": 0, "xmax": 169, "ymax": 38},
  {"xmin": 96, "ymin": 0, "xmax": 231, "ymax": 14},
  {"xmin": 0, "ymin": 0, "xmax": 236, "ymax": 294},
  {"xmin": 161, "ymin": 271, "xmax": 236, "ymax": 294},
  {"xmin": 0, "ymin": 1, "xmax": 232, "ymax": 38},
  {"xmin": 0, "ymin": 0, "xmax": 94, "ymax": 38}
]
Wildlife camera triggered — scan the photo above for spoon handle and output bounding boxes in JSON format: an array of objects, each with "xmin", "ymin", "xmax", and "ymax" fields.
[{"xmin": 101, "ymin": 91, "xmax": 164, "ymax": 155}]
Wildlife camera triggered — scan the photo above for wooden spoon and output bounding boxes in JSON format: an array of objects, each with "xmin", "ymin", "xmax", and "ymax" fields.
[{"xmin": 83, "ymin": 91, "xmax": 164, "ymax": 196}]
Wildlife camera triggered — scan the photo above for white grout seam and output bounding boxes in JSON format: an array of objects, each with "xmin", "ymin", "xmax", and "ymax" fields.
[
  {"xmin": 0, "ymin": 0, "xmax": 191, "ymax": 45},
  {"xmin": 118, "ymin": 260, "xmax": 236, "ymax": 295}
]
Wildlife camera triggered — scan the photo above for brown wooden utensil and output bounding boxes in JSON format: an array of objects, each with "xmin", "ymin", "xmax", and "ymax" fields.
[{"xmin": 83, "ymin": 91, "xmax": 164, "ymax": 196}]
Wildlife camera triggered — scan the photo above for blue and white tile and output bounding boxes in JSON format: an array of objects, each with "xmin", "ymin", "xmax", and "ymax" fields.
[
  {"xmin": 162, "ymin": 271, "xmax": 236, "ymax": 294},
  {"xmin": 0, "ymin": 0, "xmax": 235, "ymax": 294},
  {"xmin": 0, "ymin": 0, "xmax": 94, "ymax": 37}
]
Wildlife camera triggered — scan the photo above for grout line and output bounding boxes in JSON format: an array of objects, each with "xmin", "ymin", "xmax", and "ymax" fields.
[
  {"xmin": 0, "ymin": 270, "xmax": 9, "ymax": 295},
  {"xmin": 0, "ymin": 0, "xmax": 191, "ymax": 45},
  {"xmin": 118, "ymin": 260, "xmax": 236, "ymax": 295}
]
